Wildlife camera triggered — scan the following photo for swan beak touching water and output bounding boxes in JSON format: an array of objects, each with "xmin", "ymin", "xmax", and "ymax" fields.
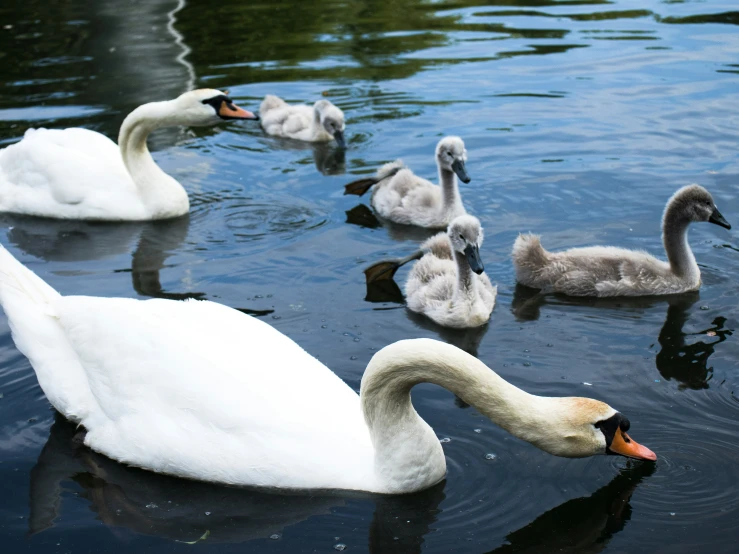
[
  {"xmin": 597, "ymin": 413, "xmax": 657, "ymax": 461},
  {"xmin": 464, "ymin": 242, "xmax": 484, "ymax": 274},
  {"xmin": 708, "ymin": 206, "xmax": 731, "ymax": 230},
  {"xmin": 451, "ymin": 158, "xmax": 471, "ymax": 184},
  {"xmin": 333, "ymin": 128, "xmax": 347, "ymax": 148},
  {"xmin": 202, "ymin": 94, "xmax": 259, "ymax": 121},
  {"xmin": 609, "ymin": 428, "xmax": 657, "ymax": 460}
]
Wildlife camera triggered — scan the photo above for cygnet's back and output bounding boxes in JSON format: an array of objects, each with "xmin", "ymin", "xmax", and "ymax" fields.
[
  {"xmin": 512, "ymin": 185, "xmax": 731, "ymax": 297},
  {"xmin": 406, "ymin": 215, "xmax": 497, "ymax": 328}
]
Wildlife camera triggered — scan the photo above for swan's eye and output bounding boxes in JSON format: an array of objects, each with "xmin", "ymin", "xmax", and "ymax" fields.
[
  {"xmin": 202, "ymin": 95, "xmax": 228, "ymax": 110},
  {"xmin": 459, "ymin": 234, "xmax": 464, "ymax": 240}
]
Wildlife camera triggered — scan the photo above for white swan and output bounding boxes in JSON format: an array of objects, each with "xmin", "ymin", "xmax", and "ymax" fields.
[
  {"xmin": 344, "ymin": 136, "xmax": 469, "ymax": 228},
  {"xmin": 259, "ymin": 95, "xmax": 346, "ymax": 147},
  {"xmin": 0, "ymin": 244, "xmax": 655, "ymax": 493},
  {"xmin": 365, "ymin": 215, "xmax": 497, "ymax": 328},
  {"xmin": 0, "ymin": 89, "xmax": 258, "ymax": 221},
  {"xmin": 512, "ymin": 185, "xmax": 731, "ymax": 296}
]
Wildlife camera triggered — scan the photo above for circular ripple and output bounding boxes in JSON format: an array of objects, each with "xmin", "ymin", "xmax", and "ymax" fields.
[
  {"xmin": 224, "ymin": 201, "xmax": 327, "ymax": 241},
  {"xmin": 624, "ymin": 419, "xmax": 739, "ymax": 524},
  {"xmin": 190, "ymin": 192, "xmax": 329, "ymax": 243}
]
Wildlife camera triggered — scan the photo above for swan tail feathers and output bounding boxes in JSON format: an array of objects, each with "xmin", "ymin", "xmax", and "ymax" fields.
[
  {"xmin": 364, "ymin": 250, "xmax": 423, "ymax": 283},
  {"xmin": 344, "ymin": 161, "xmax": 405, "ymax": 196},
  {"xmin": 259, "ymin": 95, "xmax": 287, "ymax": 117},
  {"xmin": 0, "ymin": 244, "xmax": 60, "ymax": 318},
  {"xmin": 512, "ymin": 233, "xmax": 551, "ymax": 286},
  {"xmin": 375, "ymin": 160, "xmax": 405, "ymax": 182}
]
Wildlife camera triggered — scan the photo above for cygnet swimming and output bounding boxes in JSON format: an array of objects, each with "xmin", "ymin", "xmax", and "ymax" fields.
[
  {"xmin": 259, "ymin": 95, "xmax": 346, "ymax": 147},
  {"xmin": 344, "ymin": 136, "xmax": 470, "ymax": 228},
  {"xmin": 512, "ymin": 184, "xmax": 731, "ymax": 297},
  {"xmin": 365, "ymin": 215, "xmax": 496, "ymax": 328}
]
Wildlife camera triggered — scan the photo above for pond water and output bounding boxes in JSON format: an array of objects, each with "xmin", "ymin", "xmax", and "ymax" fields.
[{"xmin": 0, "ymin": 0, "xmax": 737, "ymax": 552}]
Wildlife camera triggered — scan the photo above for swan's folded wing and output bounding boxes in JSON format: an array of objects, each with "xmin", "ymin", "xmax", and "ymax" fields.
[
  {"xmin": 0, "ymin": 128, "xmax": 131, "ymax": 208},
  {"xmin": 53, "ymin": 296, "xmax": 372, "ymax": 487}
]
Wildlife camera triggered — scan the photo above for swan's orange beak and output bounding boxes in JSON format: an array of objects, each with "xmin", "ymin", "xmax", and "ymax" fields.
[
  {"xmin": 218, "ymin": 100, "xmax": 259, "ymax": 121},
  {"xmin": 608, "ymin": 428, "xmax": 657, "ymax": 461}
]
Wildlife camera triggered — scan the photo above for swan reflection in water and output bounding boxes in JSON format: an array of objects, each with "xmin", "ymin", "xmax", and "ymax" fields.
[
  {"xmin": 655, "ymin": 294, "xmax": 732, "ymax": 390},
  {"xmin": 29, "ymin": 414, "xmax": 441, "ymax": 551},
  {"xmin": 29, "ymin": 415, "xmax": 652, "ymax": 552},
  {"xmin": 488, "ymin": 462, "xmax": 655, "ymax": 553},
  {"xmin": 510, "ymin": 283, "xmax": 667, "ymax": 323},
  {"xmin": 0, "ymin": 214, "xmax": 203, "ymax": 300},
  {"xmin": 256, "ymin": 135, "xmax": 346, "ymax": 176},
  {"xmin": 511, "ymin": 286, "xmax": 732, "ymax": 390},
  {"xmin": 0, "ymin": 214, "xmax": 272, "ymax": 315}
]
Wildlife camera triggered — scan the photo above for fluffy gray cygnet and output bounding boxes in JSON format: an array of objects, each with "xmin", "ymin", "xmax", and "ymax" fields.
[{"xmin": 512, "ymin": 184, "xmax": 731, "ymax": 297}]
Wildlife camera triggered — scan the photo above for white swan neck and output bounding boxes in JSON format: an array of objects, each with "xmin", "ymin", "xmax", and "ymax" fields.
[
  {"xmin": 117, "ymin": 101, "xmax": 189, "ymax": 218},
  {"xmin": 360, "ymin": 340, "xmax": 545, "ymax": 493},
  {"xmin": 662, "ymin": 205, "xmax": 698, "ymax": 280}
]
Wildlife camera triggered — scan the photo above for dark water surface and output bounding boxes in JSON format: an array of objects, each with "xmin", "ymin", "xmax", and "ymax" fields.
[{"xmin": 0, "ymin": 0, "xmax": 738, "ymax": 552}]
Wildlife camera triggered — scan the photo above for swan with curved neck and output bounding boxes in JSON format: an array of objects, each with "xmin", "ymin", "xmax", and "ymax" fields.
[
  {"xmin": 344, "ymin": 136, "xmax": 470, "ymax": 229},
  {"xmin": 0, "ymin": 89, "xmax": 258, "ymax": 221},
  {"xmin": 0, "ymin": 244, "xmax": 654, "ymax": 493},
  {"xmin": 512, "ymin": 185, "xmax": 731, "ymax": 296},
  {"xmin": 364, "ymin": 215, "xmax": 497, "ymax": 328},
  {"xmin": 259, "ymin": 95, "xmax": 346, "ymax": 147}
]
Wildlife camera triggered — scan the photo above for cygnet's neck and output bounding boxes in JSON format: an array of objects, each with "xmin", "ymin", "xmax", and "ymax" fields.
[
  {"xmin": 311, "ymin": 107, "xmax": 328, "ymax": 140},
  {"xmin": 118, "ymin": 101, "xmax": 190, "ymax": 218},
  {"xmin": 438, "ymin": 166, "xmax": 463, "ymax": 218},
  {"xmin": 360, "ymin": 339, "xmax": 559, "ymax": 493},
  {"xmin": 662, "ymin": 202, "xmax": 699, "ymax": 281},
  {"xmin": 452, "ymin": 247, "xmax": 476, "ymax": 299}
]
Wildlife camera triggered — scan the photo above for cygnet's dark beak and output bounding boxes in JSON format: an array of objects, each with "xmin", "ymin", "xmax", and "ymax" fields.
[
  {"xmin": 709, "ymin": 206, "xmax": 731, "ymax": 230},
  {"xmin": 451, "ymin": 159, "xmax": 471, "ymax": 184},
  {"xmin": 333, "ymin": 129, "xmax": 346, "ymax": 149},
  {"xmin": 463, "ymin": 243, "xmax": 484, "ymax": 275}
]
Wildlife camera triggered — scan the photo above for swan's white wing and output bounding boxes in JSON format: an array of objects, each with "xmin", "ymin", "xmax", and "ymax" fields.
[
  {"xmin": 0, "ymin": 128, "xmax": 135, "ymax": 217},
  {"xmin": 55, "ymin": 296, "xmax": 374, "ymax": 489}
]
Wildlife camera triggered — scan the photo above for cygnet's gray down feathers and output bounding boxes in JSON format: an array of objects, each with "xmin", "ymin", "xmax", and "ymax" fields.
[{"xmin": 512, "ymin": 185, "xmax": 731, "ymax": 297}]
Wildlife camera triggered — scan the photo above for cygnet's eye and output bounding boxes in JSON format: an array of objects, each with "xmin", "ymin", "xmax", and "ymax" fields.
[{"xmin": 459, "ymin": 233, "xmax": 464, "ymax": 240}]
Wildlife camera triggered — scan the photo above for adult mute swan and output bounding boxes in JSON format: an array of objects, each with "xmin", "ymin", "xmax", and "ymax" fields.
[
  {"xmin": 365, "ymin": 215, "xmax": 497, "ymax": 328},
  {"xmin": 0, "ymin": 245, "xmax": 655, "ymax": 493},
  {"xmin": 512, "ymin": 185, "xmax": 731, "ymax": 297},
  {"xmin": 344, "ymin": 136, "xmax": 470, "ymax": 228},
  {"xmin": 259, "ymin": 95, "xmax": 346, "ymax": 147},
  {"xmin": 0, "ymin": 89, "xmax": 258, "ymax": 221}
]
